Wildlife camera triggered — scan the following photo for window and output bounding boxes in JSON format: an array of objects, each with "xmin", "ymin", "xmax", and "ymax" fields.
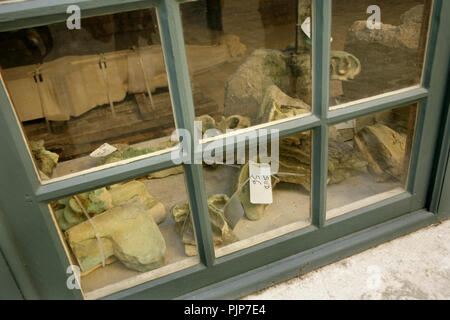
[{"xmin": 0, "ymin": 0, "xmax": 447, "ymax": 300}]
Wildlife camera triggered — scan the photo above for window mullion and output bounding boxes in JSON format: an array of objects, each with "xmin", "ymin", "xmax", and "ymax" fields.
[
  {"xmin": 157, "ymin": 0, "xmax": 215, "ymax": 267},
  {"xmin": 311, "ymin": 0, "xmax": 331, "ymax": 227}
]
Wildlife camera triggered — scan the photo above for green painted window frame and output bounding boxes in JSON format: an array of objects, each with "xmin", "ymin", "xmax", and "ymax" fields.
[{"xmin": 0, "ymin": 0, "xmax": 448, "ymax": 299}]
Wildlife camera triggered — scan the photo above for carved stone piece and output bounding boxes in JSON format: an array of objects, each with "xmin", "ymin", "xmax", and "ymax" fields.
[
  {"xmin": 224, "ymin": 48, "xmax": 360, "ymax": 120},
  {"xmin": 258, "ymin": 84, "xmax": 310, "ymax": 123},
  {"xmin": 355, "ymin": 124, "xmax": 406, "ymax": 182},
  {"xmin": 171, "ymin": 194, "xmax": 238, "ymax": 256},
  {"xmin": 66, "ymin": 199, "xmax": 166, "ymax": 272},
  {"xmin": 196, "ymin": 114, "xmax": 251, "ymax": 135},
  {"xmin": 30, "ymin": 139, "xmax": 59, "ymax": 179},
  {"xmin": 55, "ymin": 180, "xmax": 167, "ymax": 231}
]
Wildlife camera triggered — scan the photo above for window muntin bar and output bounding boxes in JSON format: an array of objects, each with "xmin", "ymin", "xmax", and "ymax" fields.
[
  {"xmin": 157, "ymin": 0, "xmax": 215, "ymax": 267},
  {"xmin": 35, "ymin": 149, "xmax": 178, "ymax": 202},
  {"xmin": 32, "ymin": 84, "xmax": 427, "ymax": 203},
  {"xmin": 310, "ymin": 0, "xmax": 332, "ymax": 227},
  {"xmin": 327, "ymin": 86, "xmax": 428, "ymax": 124}
]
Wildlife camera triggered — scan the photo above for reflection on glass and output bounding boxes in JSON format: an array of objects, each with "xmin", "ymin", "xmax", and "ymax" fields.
[
  {"xmin": 199, "ymin": 130, "xmax": 311, "ymax": 257},
  {"xmin": 181, "ymin": 0, "xmax": 312, "ymax": 130},
  {"xmin": 330, "ymin": 0, "xmax": 431, "ymax": 106},
  {"xmin": 326, "ymin": 104, "xmax": 417, "ymax": 219},
  {"xmin": 50, "ymin": 167, "xmax": 197, "ymax": 299},
  {"xmin": 0, "ymin": 8, "xmax": 179, "ymax": 182}
]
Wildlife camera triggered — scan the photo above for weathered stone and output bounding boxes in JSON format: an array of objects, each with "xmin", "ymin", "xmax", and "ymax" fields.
[
  {"xmin": 232, "ymin": 88, "xmax": 367, "ymax": 221},
  {"xmin": 224, "ymin": 48, "xmax": 361, "ymax": 121},
  {"xmin": 171, "ymin": 194, "xmax": 238, "ymax": 256},
  {"xmin": 148, "ymin": 166, "xmax": 184, "ymax": 180},
  {"xmin": 100, "ymin": 141, "xmax": 177, "ymax": 165},
  {"xmin": 109, "ymin": 181, "xmax": 167, "ymax": 224},
  {"xmin": 55, "ymin": 181, "xmax": 167, "ymax": 231},
  {"xmin": 347, "ymin": 5, "xmax": 424, "ymax": 50},
  {"xmin": 355, "ymin": 124, "xmax": 406, "ymax": 182},
  {"xmin": 258, "ymin": 85, "xmax": 310, "ymax": 123},
  {"xmin": 55, "ymin": 188, "xmax": 113, "ymax": 230},
  {"xmin": 224, "ymin": 49, "xmax": 293, "ymax": 120},
  {"xmin": 217, "ymin": 115, "xmax": 252, "ymax": 132},
  {"xmin": 66, "ymin": 199, "xmax": 166, "ymax": 272},
  {"xmin": 29, "ymin": 139, "xmax": 59, "ymax": 179},
  {"xmin": 196, "ymin": 114, "xmax": 251, "ymax": 135},
  {"xmin": 288, "ymin": 52, "xmax": 312, "ymax": 105},
  {"xmin": 99, "ymin": 142, "xmax": 184, "ymax": 180},
  {"xmin": 343, "ymin": 5, "xmax": 425, "ymax": 101},
  {"xmin": 277, "ymin": 132, "xmax": 312, "ymax": 191},
  {"xmin": 329, "ymin": 51, "xmax": 361, "ymax": 81},
  {"xmin": 328, "ymin": 140, "xmax": 368, "ymax": 184}
]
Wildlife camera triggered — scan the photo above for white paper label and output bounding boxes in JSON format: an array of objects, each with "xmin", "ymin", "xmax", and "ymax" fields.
[
  {"xmin": 90, "ymin": 143, "xmax": 117, "ymax": 158},
  {"xmin": 249, "ymin": 161, "xmax": 273, "ymax": 204},
  {"xmin": 301, "ymin": 17, "xmax": 312, "ymax": 39},
  {"xmin": 301, "ymin": 17, "xmax": 333, "ymax": 42}
]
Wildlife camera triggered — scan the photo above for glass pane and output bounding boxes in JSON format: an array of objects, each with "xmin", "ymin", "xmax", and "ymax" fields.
[
  {"xmin": 0, "ymin": 8, "xmax": 179, "ymax": 182},
  {"xmin": 194, "ymin": 129, "xmax": 311, "ymax": 257},
  {"xmin": 49, "ymin": 166, "xmax": 198, "ymax": 299},
  {"xmin": 180, "ymin": 0, "xmax": 312, "ymax": 132},
  {"xmin": 329, "ymin": 0, "xmax": 432, "ymax": 107},
  {"xmin": 326, "ymin": 103, "xmax": 418, "ymax": 219}
]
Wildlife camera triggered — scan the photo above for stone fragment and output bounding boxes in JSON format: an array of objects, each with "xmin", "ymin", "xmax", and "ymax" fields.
[
  {"xmin": 171, "ymin": 194, "xmax": 238, "ymax": 256},
  {"xmin": 66, "ymin": 199, "xmax": 166, "ymax": 272},
  {"xmin": 347, "ymin": 5, "xmax": 424, "ymax": 50},
  {"xmin": 55, "ymin": 188, "xmax": 113, "ymax": 230},
  {"xmin": 328, "ymin": 140, "xmax": 368, "ymax": 185},
  {"xmin": 343, "ymin": 5, "xmax": 425, "ymax": 101},
  {"xmin": 355, "ymin": 124, "xmax": 406, "ymax": 182},
  {"xmin": 148, "ymin": 166, "xmax": 184, "ymax": 179},
  {"xmin": 224, "ymin": 49, "xmax": 293, "ymax": 120},
  {"xmin": 55, "ymin": 181, "xmax": 166, "ymax": 231},
  {"xmin": 258, "ymin": 84, "xmax": 310, "ymax": 123},
  {"xmin": 224, "ymin": 48, "xmax": 361, "ymax": 121},
  {"xmin": 329, "ymin": 51, "xmax": 361, "ymax": 81},
  {"xmin": 196, "ymin": 114, "xmax": 251, "ymax": 135},
  {"xmin": 29, "ymin": 139, "xmax": 59, "ymax": 179},
  {"xmin": 109, "ymin": 181, "xmax": 167, "ymax": 224},
  {"xmin": 232, "ymin": 87, "xmax": 367, "ymax": 221},
  {"xmin": 100, "ymin": 141, "xmax": 177, "ymax": 165}
]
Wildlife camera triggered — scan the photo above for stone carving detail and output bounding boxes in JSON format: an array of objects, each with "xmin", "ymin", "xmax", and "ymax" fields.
[
  {"xmin": 355, "ymin": 123, "xmax": 407, "ymax": 182},
  {"xmin": 55, "ymin": 180, "xmax": 167, "ymax": 231},
  {"xmin": 55, "ymin": 181, "xmax": 167, "ymax": 273},
  {"xmin": 196, "ymin": 114, "xmax": 251, "ymax": 135},
  {"xmin": 30, "ymin": 139, "xmax": 59, "ymax": 180},
  {"xmin": 224, "ymin": 48, "xmax": 361, "ymax": 121},
  {"xmin": 232, "ymin": 82, "xmax": 368, "ymax": 221},
  {"xmin": 171, "ymin": 194, "xmax": 238, "ymax": 256},
  {"xmin": 66, "ymin": 199, "xmax": 166, "ymax": 273}
]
